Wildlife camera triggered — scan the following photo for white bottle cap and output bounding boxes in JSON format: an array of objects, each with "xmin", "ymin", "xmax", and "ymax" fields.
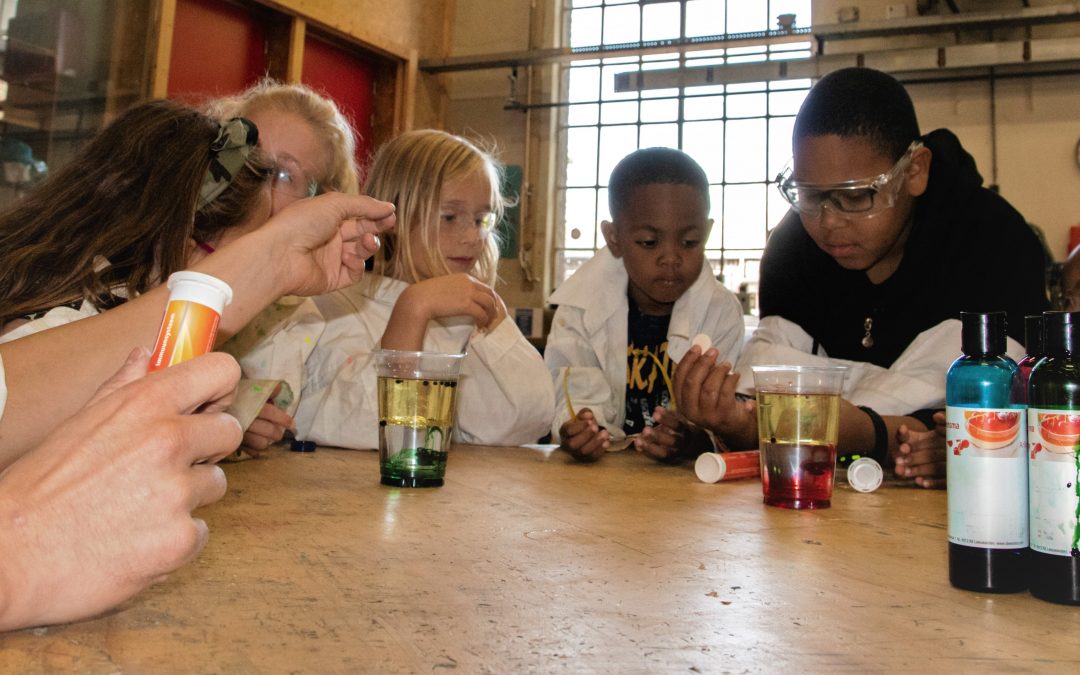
[
  {"xmin": 695, "ymin": 452, "xmax": 728, "ymax": 483},
  {"xmin": 166, "ymin": 271, "xmax": 233, "ymax": 313},
  {"xmin": 847, "ymin": 457, "xmax": 884, "ymax": 493}
]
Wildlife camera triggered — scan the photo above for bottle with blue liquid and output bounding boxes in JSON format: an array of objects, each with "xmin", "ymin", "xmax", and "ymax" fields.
[
  {"xmin": 946, "ymin": 311, "xmax": 1028, "ymax": 593},
  {"xmin": 1027, "ymin": 311, "xmax": 1080, "ymax": 604}
]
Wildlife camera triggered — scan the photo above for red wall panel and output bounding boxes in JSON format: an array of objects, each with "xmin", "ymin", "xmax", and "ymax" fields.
[
  {"xmin": 302, "ymin": 33, "xmax": 376, "ymax": 171},
  {"xmin": 167, "ymin": 0, "xmax": 267, "ymax": 104}
]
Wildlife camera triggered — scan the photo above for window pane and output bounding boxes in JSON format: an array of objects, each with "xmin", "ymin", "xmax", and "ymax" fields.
[
  {"xmin": 726, "ymin": 4, "xmax": 768, "ymax": 33},
  {"xmin": 639, "ymin": 123, "xmax": 678, "ymax": 149},
  {"xmin": 768, "ymin": 89, "xmax": 805, "ymax": 116},
  {"xmin": 602, "ymin": 63, "xmax": 639, "ymax": 101},
  {"xmin": 706, "ymin": 184, "xmax": 724, "ymax": 249},
  {"xmin": 640, "ymin": 98, "xmax": 678, "ymax": 123},
  {"xmin": 598, "ymin": 125, "xmax": 639, "ymax": 188},
  {"xmin": 725, "ymin": 119, "xmax": 766, "ymax": 182},
  {"xmin": 685, "ymin": 0, "xmax": 725, "ymax": 37},
  {"xmin": 642, "ymin": 2, "xmax": 681, "ymax": 42},
  {"xmin": 601, "ymin": 100, "xmax": 639, "ymax": 125},
  {"xmin": 603, "ymin": 4, "xmax": 640, "ymax": 44},
  {"xmin": 723, "ymin": 184, "xmax": 767, "ymax": 249},
  {"xmin": 570, "ymin": 7, "xmax": 602, "ymax": 48},
  {"xmin": 565, "ymin": 188, "xmax": 598, "ymax": 248},
  {"xmin": 684, "ymin": 120, "xmax": 723, "ymax": 183},
  {"xmin": 597, "ymin": 187, "xmax": 611, "ymax": 225},
  {"xmin": 567, "ymin": 103, "xmax": 599, "ymax": 126},
  {"xmin": 566, "ymin": 127, "xmax": 599, "ymax": 186},
  {"xmin": 726, "ymin": 92, "xmax": 767, "ymax": 118},
  {"xmin": 768, "ymin": 116, "xmax": 796, "ymax": 178},
  {"xmin": 684, "ymin": 94, "xmax": 723, "ymax": 121},
  {"xmin": 568, "ymin": 66, "xmax": 600, "ymax": 102}
]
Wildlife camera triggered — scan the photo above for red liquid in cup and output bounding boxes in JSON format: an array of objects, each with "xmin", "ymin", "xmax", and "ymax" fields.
[{"xmin": 760, "ymin": 441, "xmax": 837, "ymax": 509}]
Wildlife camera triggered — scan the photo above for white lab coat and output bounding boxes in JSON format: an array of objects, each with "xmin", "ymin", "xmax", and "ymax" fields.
[
  {"xmin": 544, "ymin": 247, "xmax": 745, "ymax": 441},
  {"xmin": 293, "ymin": 275, "xmax": 554, "ymax": 450},
  {"xmin": 733, "ymin": 316, "xmax": 1027, "ymax": 415}
]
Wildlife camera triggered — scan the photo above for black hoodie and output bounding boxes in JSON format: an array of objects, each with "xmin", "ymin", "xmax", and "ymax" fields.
[{"xmin": 759, "ymin": 128, "xmax": 1049, "ymax": 368}]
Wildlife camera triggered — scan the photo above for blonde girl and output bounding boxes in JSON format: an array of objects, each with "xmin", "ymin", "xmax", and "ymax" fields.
[
  {"xmin": 294, "ymin": 129, "xmax": 554, "ymax": 449},
  {"xmin": 206, "ymin": 80, "xmax": 362, "ymax": 455}
]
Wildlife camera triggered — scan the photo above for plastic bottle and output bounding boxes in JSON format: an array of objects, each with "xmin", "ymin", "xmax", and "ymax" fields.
[
  {"xmin": 945, "ymin": 311, "xmax": 1028, "ymax": 593},
  {"xmin": 1027, "ymin": 311, "xmax": 1080, "ymax": 604},
  {"xmin": 1016, "ymin": 314, "xmax": 1045, "ymax": 403},
  {"xmin": 149, "ymin": 271, "xmax": 233, "ymax": 372},
  {"xmin": 694, "ymin": 450, "xmax": 760, "ymax": 483}
]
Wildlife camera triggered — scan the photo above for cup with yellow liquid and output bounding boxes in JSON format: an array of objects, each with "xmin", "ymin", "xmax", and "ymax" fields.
[
  {"xmin": 375, "ymin": 350, "xmax": 465, "ymax": 487},
  {"xmin": 751, "ymin": 365, "xmax": 848, "ymax": 509}
]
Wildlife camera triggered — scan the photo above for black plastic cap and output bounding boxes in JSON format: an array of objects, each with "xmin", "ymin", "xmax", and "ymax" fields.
[
  {"xmin": 961, "ymin": 311, "xmax": 1007, "ymax": 356},
  {"xmin": 1024, "ymin": 314, "xmax": 1046, "ymax": 357},
  {"xmin": 1043, "ymin": 311, "xmax": 1080, "ymax": 357}
]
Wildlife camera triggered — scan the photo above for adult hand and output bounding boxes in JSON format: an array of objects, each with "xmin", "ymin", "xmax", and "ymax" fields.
[
  {"xmin": 894, "ymin": 411, "xmax": 946, "ymax": 489},
  {"xmin": 0, "ymin": 349, "xmax": 242, "ymax": 631},
  {"xmin": 673, "ymin": 347, "xmax": 758, "ymax": 449},
  {"xmin": 558, "ymin": 408, "xmax": 610, "ymax": 462},
  {"xmin": 269, "ymin": 192, "xmax": 396, "ymax": 298}
]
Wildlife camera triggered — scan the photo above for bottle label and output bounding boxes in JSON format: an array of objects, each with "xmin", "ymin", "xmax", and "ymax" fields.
[
  {"xmin": 1028, "ymin": 408, "xmax": 1080, "ymax": 557},
  {"xmin": 946, "ymin": 406, "xmax": 1027, "ymax": 548}
]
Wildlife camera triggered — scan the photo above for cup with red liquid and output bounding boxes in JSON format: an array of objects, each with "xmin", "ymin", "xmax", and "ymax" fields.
[{"xmin": 751, "ymin": 365, "xmax": 848, "ymax": 509}]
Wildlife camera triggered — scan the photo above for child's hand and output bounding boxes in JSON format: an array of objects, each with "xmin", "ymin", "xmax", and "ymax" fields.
[
  {"xmin": 383, "ymin": 273, "xmax": 506, "ymax": 350},
  {"xmin": 558, "ymin": 407, "xmax": 609, "ymax": 462},
  {"xmin": 895, "ymin": 411, "xmax": 946, "ymax": 489},
  {"xmin": 634, "ymin": 407, "xmax": 709, "ymax": 464},
  {"xmin": 673, "ymin": 347, "xmax": 758, "ymax": 449},
  {"xmin": 240, "ymin": 387, "xmax": 295, "ymax": 458}
]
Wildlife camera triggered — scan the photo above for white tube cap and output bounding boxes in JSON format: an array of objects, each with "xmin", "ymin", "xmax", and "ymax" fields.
[
  {"xmin": 847, "ymin": 457, "xmax": 884, "ymax": 493},
  {"xmin": 695, "ymin": 452, "xmax": 727, "ymax": 483}
]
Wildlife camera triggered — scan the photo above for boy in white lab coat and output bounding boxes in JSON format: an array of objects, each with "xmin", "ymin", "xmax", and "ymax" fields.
[{"xmin": 545, "ymin": 147, "xmax": 744, "ymax": 463}]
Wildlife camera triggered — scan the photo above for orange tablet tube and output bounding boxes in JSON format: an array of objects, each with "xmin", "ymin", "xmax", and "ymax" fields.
[
  {"xmin": 695, "ymin": 450, "xmax": 761, "ymax": 483},
  {"xmin": 148, "ymin": 271, "xmax": 233, "ymax": 372}
]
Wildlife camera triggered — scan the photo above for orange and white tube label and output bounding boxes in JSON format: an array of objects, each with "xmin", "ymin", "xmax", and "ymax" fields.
[{"xmin": 148, "ymin": 299, "xmax": 222, "ymax": 372}]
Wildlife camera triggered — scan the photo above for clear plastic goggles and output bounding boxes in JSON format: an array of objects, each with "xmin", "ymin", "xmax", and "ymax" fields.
[
  {"xmin": 776, "ymin": 141, "xmax": 922, "ymax": 217},
  {"xmin": 271, "ymin": 161, "xmax": 321, "ymax": 200},
  {"xmin": 439, "ymin": 208, "xmax": 498, "ymax": 236}
]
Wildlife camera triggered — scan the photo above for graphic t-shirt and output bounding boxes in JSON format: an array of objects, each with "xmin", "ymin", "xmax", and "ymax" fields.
[{"xmin": 624, "ymin": 296, "xmax": 672, "ymax": 435}]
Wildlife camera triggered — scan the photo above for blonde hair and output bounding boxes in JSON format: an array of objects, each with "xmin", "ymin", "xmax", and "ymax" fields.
[
  {"xmin": 207, "ymin": 78, "xmax": 359, "ymax": 194},
  {"xmin": 364, "ymin": 129, "xmax": 504, "ymax": 286}
]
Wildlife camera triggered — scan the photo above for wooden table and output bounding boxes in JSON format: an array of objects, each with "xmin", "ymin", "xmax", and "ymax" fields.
[{"xmin": 3, "ymin": 445, "xmax": 1080, "ymax": 672}]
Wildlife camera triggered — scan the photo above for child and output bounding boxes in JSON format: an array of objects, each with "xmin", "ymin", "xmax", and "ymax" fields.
[
  {"xmin": 293, "ymin": 129, "xmax": 554, "ymax": 448},
  {"xmin": 544, "ymin": 147, "xmax": 745, "ymax": 463},
  {"xmin": 674, "ymin": 67, "xmax": 1047, "ymax": 487},
  {"xmin": 207, "ymin": 81, "xmax": 363, "ymax": 455},
  {"xmin": 0, "ymin": 99, "xmax": 272, "ymax": 336}
]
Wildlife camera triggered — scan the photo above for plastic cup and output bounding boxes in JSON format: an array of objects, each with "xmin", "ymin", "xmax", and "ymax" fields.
[
  {"xmin": 375, "ymin": 349, "xmax": 465, "ymax": 488},
  {"xmin": 751, "ymin": 365, "xmax": 848, "ymax": 509}
]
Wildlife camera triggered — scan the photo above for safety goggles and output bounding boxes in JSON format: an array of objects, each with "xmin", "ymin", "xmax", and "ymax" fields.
[
  {"xmin": 776, "ymin": 140, "xmax": 922, "ymax": 218},
  {"xmin": 271, "ymin": 161, "xmax": 321, "ymax": 200}
]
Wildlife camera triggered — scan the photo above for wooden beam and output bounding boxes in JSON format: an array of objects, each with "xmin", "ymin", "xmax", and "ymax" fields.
[
  {"xmin": 150, "ymin": 0, "xmax": 177, "ymax": 98},
  {"xmin": 286, "ymin": 16, "xmax": 306, "ymax": 83}
]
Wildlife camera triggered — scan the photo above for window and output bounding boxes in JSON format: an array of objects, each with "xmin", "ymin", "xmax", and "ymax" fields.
[{"xmin": 555, "ymin": 0, "xmax": 812, "ymax": 311}]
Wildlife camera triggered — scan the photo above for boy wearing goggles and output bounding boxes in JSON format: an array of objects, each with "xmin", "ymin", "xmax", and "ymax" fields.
[{"xmin": 674, "ymin": 67, "xmax": 1048, "ymax": 488}]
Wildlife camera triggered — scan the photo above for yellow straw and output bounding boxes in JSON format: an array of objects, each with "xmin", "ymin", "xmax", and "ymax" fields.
[{"xmin": 562, "ymin": 367, "xmax": 577, "ymax": 421}]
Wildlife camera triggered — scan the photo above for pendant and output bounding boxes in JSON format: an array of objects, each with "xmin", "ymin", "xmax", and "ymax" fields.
[{"xmin": 861, "ymin": 317, "xmax": 874, "ymax": 348}]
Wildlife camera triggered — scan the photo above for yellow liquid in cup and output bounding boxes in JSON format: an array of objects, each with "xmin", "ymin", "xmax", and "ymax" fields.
[
  {"xmin": 756, "ymin": 391, "xmax": 841, "ymax": 509},
  {"xmin": 377, "ymin": 375, "xmax": 459, "ymax": 487}
]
